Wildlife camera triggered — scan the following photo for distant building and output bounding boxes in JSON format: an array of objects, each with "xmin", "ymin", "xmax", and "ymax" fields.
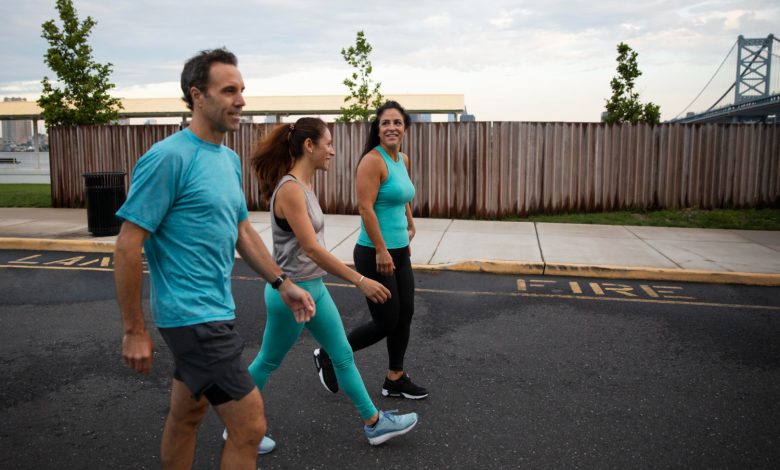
[
  {"xmin": 411, "ymin": 113, "xmax": 431, "ymax": 123},
  {"xmin": 459, "ymin": 106, "xmax": 475, "ymax": 122},
  {"xmin": 2, "ymin": 97, "xmax": 33, "ymax": 144}
]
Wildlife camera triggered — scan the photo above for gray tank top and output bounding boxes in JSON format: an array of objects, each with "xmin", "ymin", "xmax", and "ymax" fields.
[{"xmin": 270, "ymin": 175, "xmax": 327, "ymax": 282}]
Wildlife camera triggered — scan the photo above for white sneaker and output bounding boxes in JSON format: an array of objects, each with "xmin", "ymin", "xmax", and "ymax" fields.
[{"xmin": 222, "ymin": 428, "xmax": 276, "ymax": 454}]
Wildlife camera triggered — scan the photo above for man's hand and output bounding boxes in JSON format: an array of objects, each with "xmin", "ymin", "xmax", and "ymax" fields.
[
  {"xmin": 278, "ymin": 280, "xmax": 316, "ymax": 323},
  {"xmin": 122, "ymin": 329, "xmax": 154, "ymax": 375}
]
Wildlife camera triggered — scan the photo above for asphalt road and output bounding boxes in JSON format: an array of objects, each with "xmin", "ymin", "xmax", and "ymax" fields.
[{"xmin": 1, "ymin": 250, "xmax": 779, "ymax": 469}]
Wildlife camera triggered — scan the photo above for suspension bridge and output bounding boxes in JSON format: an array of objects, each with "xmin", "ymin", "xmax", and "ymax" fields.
[{"xmin": 673, "ymin": 34, "xmax": 779, "ymax": 123}]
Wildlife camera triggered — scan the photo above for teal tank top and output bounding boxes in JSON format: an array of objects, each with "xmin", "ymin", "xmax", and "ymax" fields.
[{"xmin": 357, "ymin": 146, "xmax": 416, "ymax": 249}]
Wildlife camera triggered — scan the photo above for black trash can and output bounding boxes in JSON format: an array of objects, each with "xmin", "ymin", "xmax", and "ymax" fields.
[{"xmin": 83, "ymin": 172, "xmax": 127, "ymax": 237}]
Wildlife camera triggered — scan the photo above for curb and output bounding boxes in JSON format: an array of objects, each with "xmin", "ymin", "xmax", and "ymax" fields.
[
  {"xmin": 412, "ymin": 260, "xmax": 545, "ymax": 275},
  {"xmin": 2, "ymin": 237, "xmax": 779, "ymax": 286},
  {"xmin": 543, "ymin": 262, "xmax": 780, "ymax": 287},
  {"xmin": 0, "ymin": 237, "xmax": 116, "ymax": 253},
  {"xmin": 416, "ymin": 259, "xmax": 780, "ymax": 286}
]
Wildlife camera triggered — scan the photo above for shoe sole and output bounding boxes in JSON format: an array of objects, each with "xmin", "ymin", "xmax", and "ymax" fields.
[
  {"xmin": 381, "ymin": 388, "xmax": 429, "ymax": 400},
  {"xmin": 367, "ymin": 419, "xmax": 418, "ymax": 445},
  {"xmin": 313, "ymin": 349, "xmax": 339, "ymax": 394}
]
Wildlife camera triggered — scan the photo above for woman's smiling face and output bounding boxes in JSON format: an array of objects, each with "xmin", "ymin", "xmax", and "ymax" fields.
[{"xmin": 378, "ymin": 108, "xmax": 406, "ymax": 149}]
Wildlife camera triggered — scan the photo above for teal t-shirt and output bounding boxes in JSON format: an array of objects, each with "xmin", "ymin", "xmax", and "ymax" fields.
[
  {"xmin": 116, "ymin": 129, "xmax": 249, "ymax": 328},
  {"xmin": 357, "ymin": 146, "xmax": 416, "ymax": 249}
]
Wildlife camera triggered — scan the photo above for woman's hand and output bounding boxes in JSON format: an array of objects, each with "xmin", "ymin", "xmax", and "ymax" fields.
[
  {"xmin": 358, "ymin": 276, "xmax": 391, "ymax": 304},
  {"xmin": 407, "ymin": 224, "xmax": 416, "ymax": 242},
  {"xmin": 375, "ymin": 249, "xmax": 395, "ymax": 276}
]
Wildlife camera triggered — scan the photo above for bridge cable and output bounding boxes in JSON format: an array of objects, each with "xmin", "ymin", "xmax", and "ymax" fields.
[{"xmin": 674, "ymin": 40, "xmax": 737, "ymax": 119}]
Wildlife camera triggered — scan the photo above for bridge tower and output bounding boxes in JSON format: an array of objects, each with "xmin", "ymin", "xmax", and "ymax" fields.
[{"xmin": 735, "ymin": 35, "xmax": 774, "ymax": 104}]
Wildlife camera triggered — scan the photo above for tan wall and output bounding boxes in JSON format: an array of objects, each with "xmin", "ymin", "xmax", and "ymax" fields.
[{"xmin": 49, "ymin": 122, "xmax": 780, "ymax": 217}]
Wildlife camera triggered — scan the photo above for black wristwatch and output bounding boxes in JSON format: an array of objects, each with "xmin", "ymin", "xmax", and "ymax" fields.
[{"xmin": 271, "ymin": 273, "xmax": 288, "ymax": 289}]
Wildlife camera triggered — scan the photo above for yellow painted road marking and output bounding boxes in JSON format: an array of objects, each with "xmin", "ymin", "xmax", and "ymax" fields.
[
  {"xmin": 3, "ymin": 264, "xmax": 779, "ymax": 312},
  {"xmin": 599, "ymin": 283, "xmax": 639, "ymax": 297},
  {"xmin": 8, "ymin": 254, "xmax": 43, "ymax": 264},
  {"xmin": 74, "ymin": 257, "xmax": 112, "ymax": 267},
  {"xmin": 1, "ymin": 264, "xmax": 118, "ymax": 273},
  {"xmin": 44, "ymin": 256, "xmax": 87, "ymax": 266},
  {"xmin": 590, "ymin": 282, "xmax": 605, "ymax": 295},
  {"xmin": 640, "ymin": 285, "xmax": 660, "ymax": 298},
  {"xmin": 318, "ymin": 281, "xmax": 779, "ymax": 311}
]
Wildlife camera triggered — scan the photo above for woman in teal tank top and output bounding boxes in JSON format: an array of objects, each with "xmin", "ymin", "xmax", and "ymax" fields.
[
  {"xmin": 315, "ymin": 101, "xmax": 429, "ymax": 400},
  {"xmin": 248, "ymin": 117, "xmax": 419, "ymax": 446}
]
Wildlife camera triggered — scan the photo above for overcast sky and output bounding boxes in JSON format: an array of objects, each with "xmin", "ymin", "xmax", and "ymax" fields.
[{"xmin": 0, "ymin": 0, "xmax": 777, "ymax": 122}]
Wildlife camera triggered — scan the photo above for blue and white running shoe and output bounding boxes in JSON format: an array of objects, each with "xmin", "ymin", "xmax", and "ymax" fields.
[
  {"xmin": 364, "ymin": 410, "xmax": 418, "ymax": 445},
  {"xmin": 222, "ymin": 428, "xmax": 276, "ymax": 454}
]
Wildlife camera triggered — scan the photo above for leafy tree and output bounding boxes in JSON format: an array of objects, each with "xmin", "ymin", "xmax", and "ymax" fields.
[
  {"xmin": 603, "ymin": 42, "xmax": 660, "ymax": 124},
  {"xmin": 337, "ymin": 31, "xmax": 384, "ymax": 122},
  {"xmin": 38, "ymin": 0, "xmax": 122, "ymax": 127}
]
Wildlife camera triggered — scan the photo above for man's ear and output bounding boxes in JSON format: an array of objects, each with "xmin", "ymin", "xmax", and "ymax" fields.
[{"xmin": 190, "ymin": 87, "xmax": 203, "ymax": 106}]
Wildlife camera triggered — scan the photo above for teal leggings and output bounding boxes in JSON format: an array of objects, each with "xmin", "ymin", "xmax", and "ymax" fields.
[{"xmin": 248, "ymin": 278, "xmax": 378, "ymax": 421}]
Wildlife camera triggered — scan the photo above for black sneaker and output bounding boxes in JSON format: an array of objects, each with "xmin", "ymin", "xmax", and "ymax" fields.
[
  {"xmin": 313, "ymin": 348, "xmax": 338, "ymax": 393},
  {"xmin": 381, "ymin": 373, "xmax": 428, "ymax": 399}
]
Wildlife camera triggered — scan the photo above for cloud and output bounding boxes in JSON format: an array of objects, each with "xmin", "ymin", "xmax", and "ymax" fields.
[
  {"xmin": 489, "ymin": 11, "xmax": 514, "ymax": 29},
  {"xmin": 0, "ymin": 80, "xmax": 42, "ymax": 96},
  {"xmin": 1, "ymin": 0, "xmax": 778, "ymax": 121}
]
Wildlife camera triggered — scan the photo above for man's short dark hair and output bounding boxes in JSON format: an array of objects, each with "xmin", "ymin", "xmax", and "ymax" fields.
[{"xmin": 180, "ymin": 48, "xmax": 238, "ymax": 110}]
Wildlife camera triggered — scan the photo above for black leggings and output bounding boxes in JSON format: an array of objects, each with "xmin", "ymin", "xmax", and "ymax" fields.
[{"xmin": 349, "ymin": 244, "xmax": 415, "ymax": 372}]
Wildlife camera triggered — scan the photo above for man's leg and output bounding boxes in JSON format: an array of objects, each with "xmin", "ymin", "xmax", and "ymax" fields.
[
  {"xmin": 160, "ymin": 378, "xmax": 209, "ymax": 470},
  {"xmin": 214, "ymin": 387, "xmax": 266, "ymax": 470}
]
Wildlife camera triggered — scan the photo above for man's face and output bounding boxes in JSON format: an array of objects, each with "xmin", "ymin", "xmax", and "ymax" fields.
[{"xmin": 193, "ymin": 62, "xmax": 246, "ymax": 133}]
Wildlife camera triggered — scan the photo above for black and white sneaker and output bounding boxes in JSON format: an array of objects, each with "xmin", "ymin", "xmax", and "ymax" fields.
[
  {"xmin": 313, "ymin": 348, "xmax": 339, "ymax": 393},
  {"xmin": 382, "ymin": 373, "xmax": 428, "ymax": 399}
]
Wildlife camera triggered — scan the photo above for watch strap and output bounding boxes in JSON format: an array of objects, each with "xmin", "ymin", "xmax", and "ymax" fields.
[{"xmin": 271, "ymin": 273, "xmax": 288, "ymax": 289}]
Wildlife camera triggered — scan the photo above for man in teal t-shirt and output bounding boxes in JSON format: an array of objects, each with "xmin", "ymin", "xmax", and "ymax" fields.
[
  {"xmin": 113, "ymin": 48, "xmax": 314, "ymax": 469},
  {"xmin": 117, "ymin": 127, "xmax": 247, "ymax": 328}
]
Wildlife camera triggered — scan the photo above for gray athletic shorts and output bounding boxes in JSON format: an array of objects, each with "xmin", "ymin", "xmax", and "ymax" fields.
[{"xmin": 158, "ymin": 321, "xmax": 255, "ymax": 406}]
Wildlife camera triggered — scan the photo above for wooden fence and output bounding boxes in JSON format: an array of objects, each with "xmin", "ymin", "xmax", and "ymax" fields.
[{"xmin": 49, "ymin": 122, "xmax": 780, "ymax": 218}]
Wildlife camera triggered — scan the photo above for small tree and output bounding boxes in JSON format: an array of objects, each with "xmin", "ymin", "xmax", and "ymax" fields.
[
  {"xmin": 38, "ymin": 0, "xmax": 122, "ymax": 127},
  {"xmin": 337, "ymin": 31, "xmax": 384, "ymax": 122},
  {"xmin": 603, "ymin": 42, "xmax": 660, "ymax": 124}
]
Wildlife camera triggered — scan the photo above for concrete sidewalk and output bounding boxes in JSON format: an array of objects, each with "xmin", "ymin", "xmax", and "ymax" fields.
[{"xmin": 1, "ymin": 207, "xmax": 780, "ymax": 285}]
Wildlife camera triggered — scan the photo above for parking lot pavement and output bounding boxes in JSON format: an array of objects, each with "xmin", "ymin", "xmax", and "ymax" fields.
[{"xmin": 2, "ymin": 251, "xmax": 780, "ymax": 469}]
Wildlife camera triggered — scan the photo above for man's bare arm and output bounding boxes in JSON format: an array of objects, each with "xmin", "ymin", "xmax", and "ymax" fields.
[{"xmin": 114, "ymin": 221, "xmax": 154, "ymax": 375}]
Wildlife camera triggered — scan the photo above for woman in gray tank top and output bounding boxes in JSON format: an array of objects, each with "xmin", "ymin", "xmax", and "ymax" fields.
[{"xmin": 245, "ymin": 117, "xmax": 419, "ymax": 446}]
